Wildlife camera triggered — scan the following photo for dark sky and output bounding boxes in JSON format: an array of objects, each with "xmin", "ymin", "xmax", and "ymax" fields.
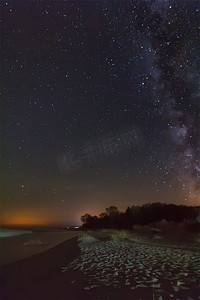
[{"xmin": 1, "ymin": 0, "xmax": 200, "ymax": 226}]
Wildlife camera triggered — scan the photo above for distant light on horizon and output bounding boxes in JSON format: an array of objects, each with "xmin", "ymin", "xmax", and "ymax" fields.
[{"xmin": 1, "ymin": 211, "xmax": 53, "ymax": 227}]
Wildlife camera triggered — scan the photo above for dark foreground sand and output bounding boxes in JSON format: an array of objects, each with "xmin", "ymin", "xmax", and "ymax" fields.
[
  {"xmin": 0, "ymin": 231, "xmax": 80, "ymax": 267},
  {"xmin": 1, "ymin": 229, "xmax": 199, "ymax": 300},
  {"xmin": 0, "ymin": 233, "xmax": 81, "ymax": 300}
]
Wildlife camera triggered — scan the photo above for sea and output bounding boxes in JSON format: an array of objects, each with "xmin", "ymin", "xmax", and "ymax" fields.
[{"xmin": 0, "ymin": 228, "xmax": 32, "ymax": 238}]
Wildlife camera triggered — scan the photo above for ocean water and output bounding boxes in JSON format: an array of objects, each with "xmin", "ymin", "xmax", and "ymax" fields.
[{"xmin": 0, "ymin": 228, "xmax": 32, "ymax": 237}]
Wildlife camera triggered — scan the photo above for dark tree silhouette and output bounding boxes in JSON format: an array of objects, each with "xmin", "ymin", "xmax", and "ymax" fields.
[
  {"xmin": 81, "ymin": 213, "xmax": 92, "ymax": 224},
  {"xmin": 99, "ymin": 213, "xmax": 107, "ymax": 219},
  {"xmin": 81, "ymin": 203, "xmax": 200, "ymax": 231},
  {"xmin": 106, "ymin": 206, "xmax": 119, "ymax": 216}
]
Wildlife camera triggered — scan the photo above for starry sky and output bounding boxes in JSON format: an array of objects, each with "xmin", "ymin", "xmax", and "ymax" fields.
[{"xmin": 1, "ymin": 0, "xmax": 200, "ymax": 227}]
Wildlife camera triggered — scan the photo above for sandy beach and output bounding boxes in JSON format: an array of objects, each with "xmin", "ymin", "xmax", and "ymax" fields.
[
  {"xmin": 0, "ymin": 230, "xmax": 80, "ymax": 267},
  {"xmin": 0, "ymin": 229, "xmax": 199, "ymax": 300},
  {"xmin": 0, "ymin": 231, "xmax": 81, "ymax": 300}
]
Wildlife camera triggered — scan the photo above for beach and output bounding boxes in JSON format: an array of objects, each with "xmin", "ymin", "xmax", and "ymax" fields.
[
  {"xmin": 0, "ymin": 229, "xmax": 80, "ymax": 267},
  {"xmin": 0, "ymin": 230, "xmax": 81, "ymax": 299},
  {"xmin": 0, "ymin": 229, "xmax": 199, "ymax": 300}
]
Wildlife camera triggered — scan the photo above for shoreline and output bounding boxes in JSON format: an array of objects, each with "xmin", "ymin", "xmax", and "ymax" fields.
[{"xmin": 0, "ymin": 230, "xmax": 80, "ymax": 267}]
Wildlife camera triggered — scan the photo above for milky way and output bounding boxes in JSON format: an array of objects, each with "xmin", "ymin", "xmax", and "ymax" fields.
[{"xmin": 2, "ymin": 0, "xmax": 200, "ymax": 226}]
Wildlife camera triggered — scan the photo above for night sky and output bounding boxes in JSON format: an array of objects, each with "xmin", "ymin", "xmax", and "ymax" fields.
[{"xmin": 2, "ymin": 0, "xmax": 200, "ymax": 227}]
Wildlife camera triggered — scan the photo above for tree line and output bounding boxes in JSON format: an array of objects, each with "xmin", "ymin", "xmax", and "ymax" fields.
[{"xmin": 81, "ymin": 203, "xmax": 200, "ymax": 231}]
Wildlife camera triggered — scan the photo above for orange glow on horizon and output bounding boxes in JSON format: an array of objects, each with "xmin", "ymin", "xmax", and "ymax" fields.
[{"xmin": 1, "ymin": 211, "xmax": 53, "ymax": 227}]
